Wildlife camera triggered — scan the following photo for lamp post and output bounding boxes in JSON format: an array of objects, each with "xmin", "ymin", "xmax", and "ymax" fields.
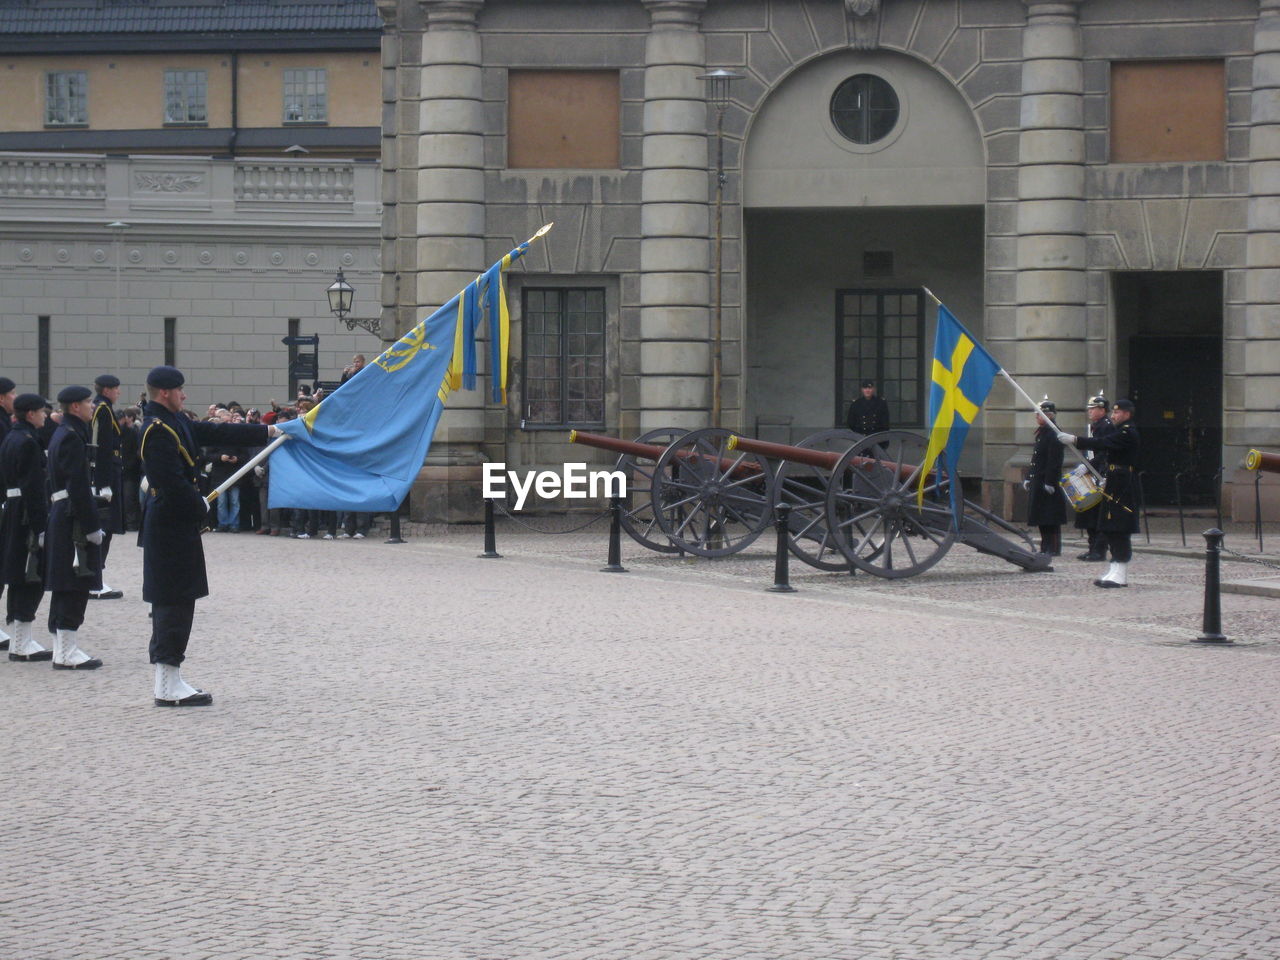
[
  {"xmin": 327, "ymin": 269, "xmax": 380, "ymax": 336},
  {"xmin": 698, "ymin": 68, "xmax": 741, "ymax": 428}
]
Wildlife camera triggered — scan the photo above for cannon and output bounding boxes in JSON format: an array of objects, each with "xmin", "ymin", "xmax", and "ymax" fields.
[{"xmin": 569, "ymin": 426, "xmax": 1052, "ymax": 579}]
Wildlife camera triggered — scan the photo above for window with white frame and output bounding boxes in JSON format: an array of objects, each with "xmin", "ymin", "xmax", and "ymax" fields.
[
  {"xmin": 283, "ymin": 68, "xmax": 327, "ymax": 123},
  {"xmin": 45, "ymin": 71, "xmax": 88, "ymax": 126},
  {"xmin": 164, "ymin": 69, "xmax": 207, "ymax": 124}
]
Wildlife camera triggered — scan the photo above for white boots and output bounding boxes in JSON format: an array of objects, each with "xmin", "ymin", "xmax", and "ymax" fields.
[
  {"xmin": 7, "ymin": 621, "xmax": 52, "ymax": 662},
  {"xmin": 154, "ymin": 663, "xmax": 212, "ymax": 707},
  {"xmin": 1094, "ymin": 561, "xmax": 1129, "ymax": 588},
  {"xmin": 51, "ymin": 628, "xmax": 103, "ymax": 670}
]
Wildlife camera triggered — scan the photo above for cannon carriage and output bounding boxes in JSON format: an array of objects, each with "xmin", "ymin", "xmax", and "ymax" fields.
[{"xmin": 569, "ymin": 426, "xmax": 1051, "ymax": 579}]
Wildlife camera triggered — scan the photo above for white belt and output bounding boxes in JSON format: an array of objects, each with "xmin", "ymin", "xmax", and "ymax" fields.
[
  {"xmin": 5, "ymin": 488, "xmax": 19, "ymax": 498},
  {"xmin": 51, "ymin": 490, "xmax": 69, "ymax": 502}
]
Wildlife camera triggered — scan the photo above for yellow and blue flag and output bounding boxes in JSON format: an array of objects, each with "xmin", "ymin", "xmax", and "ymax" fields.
[
  {"xmin": 917, "ymin": 304, "xmax": 1001, "ymax": 513},
  {"xmin": 267, "ymin": 226, "xmax": 550, "ymax": 511}
]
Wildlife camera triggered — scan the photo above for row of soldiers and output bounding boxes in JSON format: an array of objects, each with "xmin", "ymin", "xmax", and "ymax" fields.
[{"xmin": 1, "ymin": 367, "xmax": 278, "ymax": 705}]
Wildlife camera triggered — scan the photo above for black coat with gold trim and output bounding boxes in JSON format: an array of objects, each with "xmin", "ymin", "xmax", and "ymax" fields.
[
  {"xmin": 1074, "ymin": 419, "xmax": 1140, "ymax": 534},
  {"xmin": 139, "ymin": 403, "xmax": 267, "ymax": 605},
  {"xmin": 45, "ymin": 415, "xmax": 102, "ymax": 593},
  {"xmin": 90, "ymin": 394, "xmax": 125, "ymax": 534},
  {"xmin": 0, "ymin": 419, "xmax": 47, "ymax": 588}
]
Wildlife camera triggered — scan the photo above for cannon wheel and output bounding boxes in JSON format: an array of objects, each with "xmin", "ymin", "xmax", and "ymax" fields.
[
  {"xmin": 615, "ymin": 427, "xmax": 689, "ymax": 554},
  {"xmin": 769, "ymin": 428, "xmax": 864, "ymax": 571},
  {"xmin": 825, "ymin": 430, "xmax": 957, "ymax": 579},
  {"xmin": 652, "ymin": 427, "xmax": 773, "ymax": 557}
]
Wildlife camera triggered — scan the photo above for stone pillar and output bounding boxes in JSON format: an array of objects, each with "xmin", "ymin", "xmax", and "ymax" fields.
[
  {"xmin": 1014, "ymin": 1, "xmax": 1086, "ymax": 415},
  {"xmin": 1240, "ymin": 0, "xmax": 1280, "ymax": 455},
  {"xmin": 408, "ymin": 0, "xmax": 487, "ymax": 521},
  {"xmin": 638, "ymin": 0, "xmax": 711, "ymax": 432}
]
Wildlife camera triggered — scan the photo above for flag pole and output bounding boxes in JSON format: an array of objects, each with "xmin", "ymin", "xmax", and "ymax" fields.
[
  {"xmin": 921, "ymin": 287, "xmax": 1102, "ymax": 481},
  {"xmin": 205, "ymin": 433, "xmax": 289, "ymax": 504}
]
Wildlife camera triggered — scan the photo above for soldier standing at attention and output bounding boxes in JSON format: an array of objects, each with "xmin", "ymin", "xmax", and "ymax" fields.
[
  {"xmin": 45, "ymin": 385, "xmax": 107, "ymax": 670},
  {"xmin": 1023, "ymin": 397, "xmax": 1067, "ymax": 557},
  {"xmin": 89, "ymin": 374, "xmax": 126, "ymax": 600},
  {"xmin": 1060, "ymin": 398, "xmax": 1141, "ymax": 588},
  {"xmin": 1, "ymin": 394, "xmax": 53, "ymax": 661},
  {"xmin": 0, "ymin": 375, "xmax": 14, "ymax": 652},
  {"xmin": 1074, "ymin": 393, "xmax": 1113, "ymax": 561},
  {"xmin": 141, "ymin": 366, "xmax": 279, "ymax": 706},
  {"xmin": 845, "ymin": 379, "xmax": 891, "ymax": 436}
]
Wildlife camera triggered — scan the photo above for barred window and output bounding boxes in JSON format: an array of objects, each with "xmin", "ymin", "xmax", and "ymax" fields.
[
  {"xmin": 522, "ymin": 288, "xmax": 606, "ymax": 427},
  {"xmin": 284, "ymin": 68, "xmax": 327, "ymax": 123},
  {"xmin": 836, "ymin": 289, "xmax": 925, "ymax": 427},
  {"xmin": 45, "ymin": 71, "xmax": 88, "ymax": 126},
  {"xmin": 164, "ymin": 69, "xmax": 207, "ymax": 124}
]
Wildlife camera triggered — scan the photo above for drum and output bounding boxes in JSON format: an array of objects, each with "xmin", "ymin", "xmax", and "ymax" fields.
[{"xmin": 1060, "ymin": 463, "xmax": 1103, "ymax": 512}]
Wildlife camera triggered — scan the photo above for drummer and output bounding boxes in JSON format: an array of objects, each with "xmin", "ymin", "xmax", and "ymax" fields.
[{"xmin": 1074, "ymin": 393, "xmax": 1113, "ymax": 561}]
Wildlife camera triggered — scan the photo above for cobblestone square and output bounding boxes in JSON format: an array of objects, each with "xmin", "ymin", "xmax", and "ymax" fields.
[{"xmin": 2, "ymin": 522, "xmax": 1278, "ymax": 960}]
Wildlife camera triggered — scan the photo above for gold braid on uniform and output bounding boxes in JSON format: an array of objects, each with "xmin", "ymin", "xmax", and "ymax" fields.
[{"xmin": 140, "ymin": 421, "xmax": 195, "ymax": 468}]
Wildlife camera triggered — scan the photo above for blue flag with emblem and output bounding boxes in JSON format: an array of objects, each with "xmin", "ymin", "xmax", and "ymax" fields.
[
  {"xmin": 917, "ymin": 304, "xmax": 1001, "ymax": 518},
  {"xmin": 267, "ymin": 225, "xmax": 552, "ymax": 511}
]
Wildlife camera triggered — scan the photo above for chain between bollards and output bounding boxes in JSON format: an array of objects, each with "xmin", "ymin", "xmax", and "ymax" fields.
[
  {"xmin": 601, "ymin": 495, "xmax": 628, "ymax": 573},
  {"xmin": 1191, "ymin": 527, "xmax": 1230, "ymax": 645},
  {"xmin": 478, "ymin": 497, "xmax": 502, "ymax": 558},
  {"xmin": 767, "ymin": 502, "xmax": 796, "ymax": 593}
]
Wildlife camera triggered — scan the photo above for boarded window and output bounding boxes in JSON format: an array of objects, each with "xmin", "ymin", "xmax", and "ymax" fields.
[
  {"xmin": 1110, "ymin": 61, "xmax": 1224, "ymax": 163},
  {"xmin": 507, "ymin": 70, "xmax": 620, "ymax": 169}
]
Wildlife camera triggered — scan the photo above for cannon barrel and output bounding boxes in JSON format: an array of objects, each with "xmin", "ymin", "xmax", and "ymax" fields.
[
  {"xmin": 1245, "ymin": 449, "xmax": 1280, "ymax": 474},
  {"xmin": 570, "ymin": 429, "xmax": 764, "ymax": 477},
  {"xmin": 727, "ymin": 433, "xmax": 928, "ymax": 484}
]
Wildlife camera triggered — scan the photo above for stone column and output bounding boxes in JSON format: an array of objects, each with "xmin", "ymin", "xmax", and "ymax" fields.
[
  {"xmin": 1241, "ymin": 0, "xmax": 1280, "ymax": 456},
  {"xmin": 638, "ymin": 0, "xmax": 711, "ymax": 432},
  {"xmin": 1014, "ymin": 1, "xmax": 1086, "ymax": 415},
  {"xmin": 409, "ymin": 0, "xmax": 487, "ymax": 521}
]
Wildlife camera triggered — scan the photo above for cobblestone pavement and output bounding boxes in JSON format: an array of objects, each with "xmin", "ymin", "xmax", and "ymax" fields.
[{"xmin": 3, "ymin": 519, "xmax": 1278, "ymax": 960}]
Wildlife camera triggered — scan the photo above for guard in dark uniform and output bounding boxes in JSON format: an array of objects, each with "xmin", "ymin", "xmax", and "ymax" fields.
[
  {"xmin": 1024, "ymin": 398, "xmax": 1067, "ymax": 556},
  {"xmin": 0, "ymin": 375, "xmax": 14, "ymax": 652},
  {"xmin": 1061, "ymin": 398, "xmax": 1140, "ymax": 588},
  {"xmin": 1, "ymin": 394, "xmax": 53, "ymax": 661},
  {"xmin": 89, "ymin": 374, "xmax": 126, "ymax": 599},
  {"xmin": 845, "ymin": 380, "xmax": 891, "ymax": 435},
  {"xmin": 140, "ymin": 366, "xmax": 275, "ymax": 706},
  {"xmin": 45, "ymin": 385, "xmax": 106, "ymax": 669},
  {"xmin": 1074, "ymin": 393, "xmax": 1113, "ymax": 561}
]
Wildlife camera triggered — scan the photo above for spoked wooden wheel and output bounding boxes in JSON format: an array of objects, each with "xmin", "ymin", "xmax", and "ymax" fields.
[
  {"xmin": 652, "ymin": 427, "xmax": 773, "ymax": 557},
  {"xmin": 824, "ymin": 430, "xmax": 957, "ymax": 579},
  {"xmin": 769, "ymin": 428, "xmax": 863, "ymax": 571},
  {"xmin": 615, "ymin": 427, "xmax": 688, "ymax": 553}
]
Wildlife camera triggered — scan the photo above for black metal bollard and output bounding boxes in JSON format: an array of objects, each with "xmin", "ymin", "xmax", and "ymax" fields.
[
  {"xmin": 767, "ymin": 502, "xmax": 797, "ymax": 593},
  {"xmin": 384, "ymin": 496, "xmax": 406, "ymax": 544},
  {"xmin": 1255, "ymin": 472, "xmax": 1264, "ymax": 553},
  {"xmin": 601, "ymin": 495, "xmax": 628, "ymax": 573},
  {"xmin": 478, "ymin": 497, "xmax": 502, "ymax": 558},
  {"xmin": 1191, "ymin": 528, "xmax": 1231, "ymax": 645}
]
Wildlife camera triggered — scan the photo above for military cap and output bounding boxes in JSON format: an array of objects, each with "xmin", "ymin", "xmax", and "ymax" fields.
[
  {"xmin": 146, "ymin": 365, "xmax": 185, "ymax": 389},
  {"xmin": 1087, "ymin": 393, "xmax": 1108, "ymax": 409},
  {"xmin": 860, "ymin": 379, "xmax": 875, "ymax": 389},
  {"xmin": 14, "ymin": 393, "xmax": 46, "ymax": 413},
  {"xmin": 0, "ymin": 377, "xmax": 15, "ymax": 394},
  {"xmin": 1113, "ymin": 398, "xmax": 1135, "ymax": 413},
  {"xmin": 1038, "ymin": 396, "xmax": 1057, "ymax": 414},
  {"xmin": 94, "ymin": 374, "xmax": 121, "ymax": 389},
  {"xmin": 57, "ymin": 385, "xmax": 92, "ymax": 404}
]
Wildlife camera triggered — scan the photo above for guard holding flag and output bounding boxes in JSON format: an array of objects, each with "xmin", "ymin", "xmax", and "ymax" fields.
[
  {"xmin": 1, "ymin": 394, "xmax": 52, "ymax": 661},
  {"xmin": 89, "ymin": 374, "xmax": 125, "ymax": 600},
  {"xmin": 140, "ymin": 366, "xmax": 279, "ymax": 706},
  {"xmin": 45, "ymin": 385, "xmax": 107, "ymax": 670}
]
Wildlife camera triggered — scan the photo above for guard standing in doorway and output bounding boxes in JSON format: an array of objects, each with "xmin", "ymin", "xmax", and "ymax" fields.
[{"xmin": 845, "ymin": 379, "xmax": 891, "ymax": 435}]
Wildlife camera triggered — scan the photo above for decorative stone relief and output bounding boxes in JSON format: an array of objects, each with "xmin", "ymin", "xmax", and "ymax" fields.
[
  {"xmin": 55, "ymin": 247, "xmax": 69, "ymax": 262},
  {"xmin": 19, "ymin": 247, "xmax": 32, "ymax": 261},
  {"xmin": 198, "ymin": 250, "xmax": 214, "ymax": 264},
  {"xmin": 127, "ymin": 249, "xmax": 143, "ymax": 263},
  {"xmin": 845, "ymin": 0, "xmax": 881, "ymax": 50},
  {"xmin": 270, "ymin": 251, "xmax": 285, "ymax": 265},
  {"xmin": 305, "ymin": 251, "xmax": 320, "ymax": 265},
  {"xmin": 92, "ymin": 248, "xmax": 107, "ymax": 263},
  {"xmin": 163, "ymin": 249, "xmax": 179, "ymax": 264},
  {"xmin": 341, "ymin": 251, "xmax": 355, "ymax": 266},
  {"xmin": 234, "ymin": 250, "xmax": 249, "ymax": 265},
  {"xmin": 135, "ymin": 172, "xmax": 205, "ymax": 193}
]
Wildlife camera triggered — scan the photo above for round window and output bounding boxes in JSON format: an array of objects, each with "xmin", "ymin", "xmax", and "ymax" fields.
[{"xmin": 830, "ymin": 74, "xmax": 900, "ymax": 145}]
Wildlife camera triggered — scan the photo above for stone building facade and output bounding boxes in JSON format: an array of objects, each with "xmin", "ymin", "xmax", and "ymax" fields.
[{"xmin": 379, "ymin": 0, "xmax": 1280, "ymax": 518}]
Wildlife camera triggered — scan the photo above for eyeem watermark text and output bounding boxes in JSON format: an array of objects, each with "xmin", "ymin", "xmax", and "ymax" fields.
[{"xmin": 482, "ymin": 462, "xmax": 626, "ymax": 511}]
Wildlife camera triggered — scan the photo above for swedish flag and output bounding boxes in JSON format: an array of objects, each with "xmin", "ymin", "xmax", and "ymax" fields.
[
  {"xmin": 917, "ymin": 305, "xmax": 1001, "ymax": 510},
  {"xmin": 267, "ymin": 226, "xmax": 550, "ymax": 512}
]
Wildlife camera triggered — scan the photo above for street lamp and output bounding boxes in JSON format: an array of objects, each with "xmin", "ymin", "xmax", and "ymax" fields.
[
  {"xmin": 326, "ymin": 269, "xmax": 379, "ymax": 335},
  {"xmin": 698, "ymin": 68, "xmax": 742, "ymax": 427}
]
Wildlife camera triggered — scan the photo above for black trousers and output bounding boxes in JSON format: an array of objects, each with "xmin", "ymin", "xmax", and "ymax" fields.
[
  {"xmin": 100, "ymin": 531, "xmax": 113, "ymax": 571},
  {"xmin": 48, "ymin": 590, "xmax": 89, "ymax": 632},
  {"xmin": 1106, "ymin": 532, "xmax": 1133, "ymax": 563},
  {"xmin": 6, "ymin": 582, "xmax": 43, "ymax": 623},
  {"xmin": 150, "ymin": 601, "xmax": 196, "ymax": 666}
]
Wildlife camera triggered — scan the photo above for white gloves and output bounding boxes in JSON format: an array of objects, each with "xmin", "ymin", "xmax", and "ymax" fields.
[
  {"xmin": 1043, "ymin": 484, "xmax": 1054, "ymax": 494},
  {"xmin": 85, "ymin": 529, "xmax": 105, "ymax": 545},
  {"xmin": 1057, "ymin": 433, "xmax": 1077, "ymax": 446},
  {"xmin": 96, "ymin": 486, "xmax": 113, "ymax": 502},
  {"xmin": 37, "ymin": 532, "xmax": 45, "ymax": 550},
  {"xmin": 253, "ymin": 465, "xmax": 265, "ymax": 478},
  {"xmin": 202, "ymin": 498, "xmax": 211, "ymax": 514},
  {"xmin": 1021, "ymin": 479, "xmax": 1030, "ymax": 492},
  {"xmin": 268, "ymin": 424, "xmax": 285, "ymax": 438}
]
